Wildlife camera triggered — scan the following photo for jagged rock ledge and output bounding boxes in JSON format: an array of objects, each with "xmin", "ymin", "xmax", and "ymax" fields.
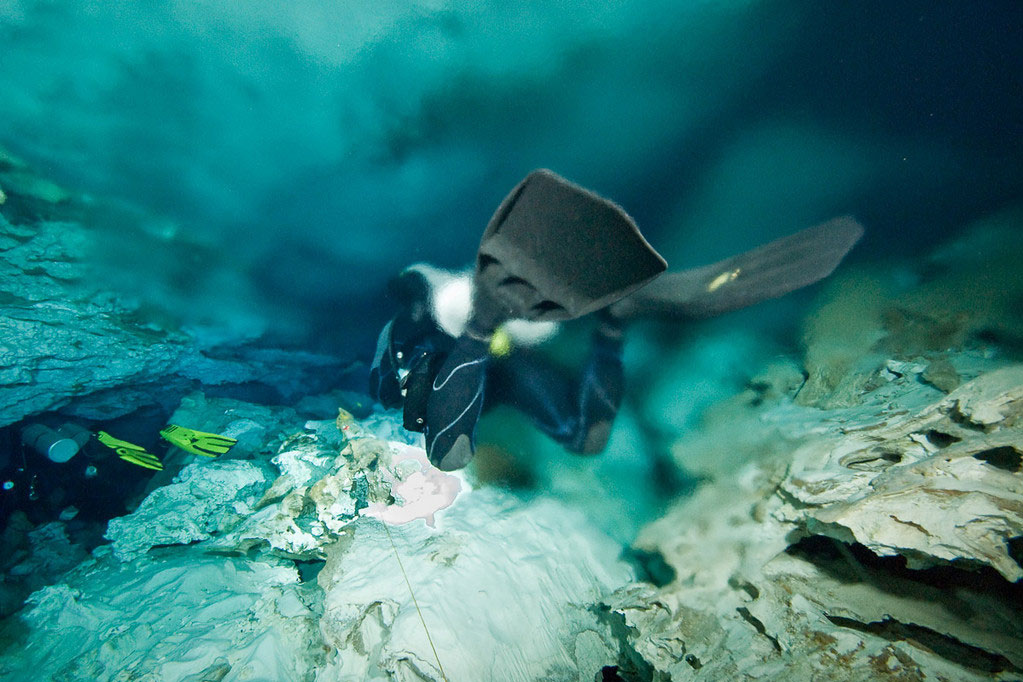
[{"xmin": 604, "ymin": 214, "xmax": 1023, "ymax": 681}]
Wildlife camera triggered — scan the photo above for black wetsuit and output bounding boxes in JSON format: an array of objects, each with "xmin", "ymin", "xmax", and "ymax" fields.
[
  {"xmin": 368, "ymin": 170, "xmax": 862, "ymax": 470},
  {"xmin": 369, "ymin": 311, "xmax": 625, "ymax": 461},
  {"xmin": 486, "ymin": 325, "xmax": 624, "ymax": 454}
]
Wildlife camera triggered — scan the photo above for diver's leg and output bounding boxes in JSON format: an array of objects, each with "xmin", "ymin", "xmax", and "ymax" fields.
[
  {"xmin": 569, "ymin": 317, "xmax": 625, "ymax": 454},
  {"xmin": 488, "ymin": 350, "xmax": 579, "ymax": 444},
  {"xmin": 489, "ymin": 317, "xmax": 625, "ymax": 455}
]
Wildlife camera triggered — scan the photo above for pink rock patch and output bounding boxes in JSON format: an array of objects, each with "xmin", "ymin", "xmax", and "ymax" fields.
[{"xmin": 362, "ymin": 442, "xmax": 463, "ymax": 527}]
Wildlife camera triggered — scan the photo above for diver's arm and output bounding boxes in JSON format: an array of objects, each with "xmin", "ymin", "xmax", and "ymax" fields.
[
  {"xmin": 568, "ymin": 319, "xmax": 625, "ymax": 454},
  {"xmin": 424, "ymin": 335, "xmax": 490, "ymax": 471},
  {"xmin": 369, "ymin": 319, "xmax": 403, "ymax": 408}
]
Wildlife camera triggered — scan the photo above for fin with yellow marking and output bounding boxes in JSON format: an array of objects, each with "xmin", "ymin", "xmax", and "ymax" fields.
[
  {"xmin": 96, "ymin": 431, "xmax": 164, "ymax": 471},
  {"xmin": 609, "ymin": 216, "xmax": 864, "ymax": 320},
  {"xmin": 159, "ymin": 424, "xmax": 236, "ymax": 457}
]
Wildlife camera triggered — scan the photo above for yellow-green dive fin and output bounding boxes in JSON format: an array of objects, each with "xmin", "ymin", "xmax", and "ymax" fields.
[
  {"xmin": 96, "ymin": 431, "xmax": 164, "ymax": 471},
  {"xmin": 159, "ymin": 424, "xmax": 236, "ymax": 457}
]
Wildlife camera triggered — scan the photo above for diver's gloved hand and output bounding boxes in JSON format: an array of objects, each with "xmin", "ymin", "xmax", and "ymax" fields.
[{"xmin": 424, "ymin": 334, "xmax": 490, "ymax": 471}]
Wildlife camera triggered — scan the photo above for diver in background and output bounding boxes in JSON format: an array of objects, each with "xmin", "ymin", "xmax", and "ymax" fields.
[{"xmin": 371, "ymin": 170, "xmax": 863, "ymax": 471}]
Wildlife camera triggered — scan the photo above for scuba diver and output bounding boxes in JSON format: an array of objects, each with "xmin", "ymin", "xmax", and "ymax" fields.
[
  {"xmin": 370, "ymin": 169, "xmax": 863, "ymax": 471},
  {"xmin": 2, "ymin": 420, "xmax": 237, "ymax": 526}
]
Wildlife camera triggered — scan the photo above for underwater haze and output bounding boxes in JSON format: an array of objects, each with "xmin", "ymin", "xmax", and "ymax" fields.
[
  {"xmin": 1, "ymin": 2, "xmax": 1022, "ymax": 681},
  {"xmin": 1, "ymin": 1, "xmax": 1020, "ymax": 351}
]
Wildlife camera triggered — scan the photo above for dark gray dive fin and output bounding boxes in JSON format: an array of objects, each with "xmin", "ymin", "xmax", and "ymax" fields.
[
  {"xmin": 471, "ymin": 169, "xmax": 666, "ymax": 331},
  {"xmin": 610, "ymin": 216, "xmax": 864, "ymax": 320}
]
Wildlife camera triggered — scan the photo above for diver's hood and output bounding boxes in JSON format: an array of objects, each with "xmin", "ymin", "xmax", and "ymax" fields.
[{"xmin": 470, "ymin": 169, "xmax": 666, "ymax": 330}]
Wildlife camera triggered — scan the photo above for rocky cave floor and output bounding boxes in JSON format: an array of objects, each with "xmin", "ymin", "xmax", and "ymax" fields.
[{"xmin": 1, "ymin": 149, "xmax": 1022, "ymax": 681}]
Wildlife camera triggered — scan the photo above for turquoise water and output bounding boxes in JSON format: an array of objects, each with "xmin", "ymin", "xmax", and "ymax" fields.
[
  {"xmin": 0, "ymin": 3, "xmax": 1020, "ymax": 680},
  {"xmin": 1, "ymin": 2, "xmax": 1019, "ymax": 352}
]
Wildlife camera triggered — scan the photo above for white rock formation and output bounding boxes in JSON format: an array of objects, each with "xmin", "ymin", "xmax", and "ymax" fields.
[
  {"xmin": 0, "ymin": 153, "xmax": 351, "ymax": 427},
  {"xmin": 105, "ymin": 459, "xmax": 275, "ymax": 561},
  {"xmin": 0, "ymin": 548, "xmax": 322, "ymax": 681},
  {"xmin": 2, "ymin": 406, "xmax": 635, "ymax": 681},
  {"xmin": 607, "ymin": 361, "xmax": 1023, "ymax": 681},
  {"xmin": 316, "ymin": 490, "xmax": 632, "ymax": 682},
  {"xmin": 0, "ymin": 207, "xmax": 348, "ymax": 428},
  {"xmin": 784, "ymin": 366, "xmax": 1023, "ymax": 581}
]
